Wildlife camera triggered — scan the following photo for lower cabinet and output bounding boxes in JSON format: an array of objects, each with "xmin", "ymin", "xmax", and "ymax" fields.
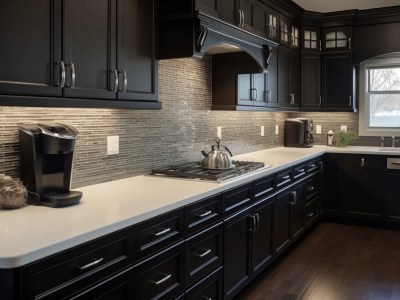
[
  {"xmin": 223, "ymin": 195, "xmax": 274, "ymax": 299},
  {"xmin": 185, "ymin": 267, "xmax": 223, "ymax": 300}
]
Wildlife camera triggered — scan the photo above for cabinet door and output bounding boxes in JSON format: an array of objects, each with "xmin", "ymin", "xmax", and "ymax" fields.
[
  {"xmin": 252, "ymin": 74, "xmax": 268, "ymax": 107},
  {"xmin": 237, "ymin": 74, "xmax": 254, "ymax": 106},
  {"xmin": 301, "ymin": 53, "xmax": 321, "ymax": 109},
  {"xmin": 322, "ymin": 53, "xmax": 353, "ymax": 109},
  {"xmin": 342, "ymin": 155, "xmax": 385, "ymax": 219},
  {"xmin": 224, "ymin": 206, "xmax": 252, "ymax": 299},
  {"xmin": 63, "ymin": 0, "xmax": 116, "ymax": 99},
  {"xmin": 266, "ymin": 7, "xmax": 279, "ymax": 42},
  {"xmin": 219, "ymin": 0, "xmax": 236, "ymax": 25},
  {"xmin": 290, "ymin": 183, "xmax": 305, "ymax": 239},
  {"xmin": 302, "ymin": 27, "xmax": 320, "ymax": 52},
  {"xmin": 386, "ymin": 173, "xmax": 400, "ymax": 222},
  {"xmin": 195, "ymin": 0, "xmax": 219, "ymax": 17},
  {"xmin": 117, "ymin": 0, "xmax": 158, "ymax": 101},
  {"xmin": 238, "ymin": 0, "xmax": 267, "ymax": 38},
  {"xmin": 274, "ymin": 189, "xmax": 291, "ymax": 256},
  {"xmin": 322, "ymin": 26, "xmax": 352, "ymax": 51},
  {"xmin": 251, "ymin": 196, "xmax": 274, "ymax": 278},
  {"xmin": 325, "ymin": 154, "xmax": 342, "ymax": 214},
  {"xmin": 0, "ymin": 0, "xmax": 62, "ymax": 97},
  {"xmin": 266, "ymin": 46, "xmax": 279, "ymax": 108},
  {"xmin": 278, "ymin": 47, "xmax": 300, "ymax": 108}
]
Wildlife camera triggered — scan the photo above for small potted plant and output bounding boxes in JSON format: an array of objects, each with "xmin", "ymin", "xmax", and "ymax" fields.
[{"xmin": 335, "ymin": 131, "xmax": 357, "ymax": 147}]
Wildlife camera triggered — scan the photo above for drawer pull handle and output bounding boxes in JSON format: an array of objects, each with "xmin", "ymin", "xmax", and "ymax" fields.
[
  {"xmin": 153, "ymin": 227, "xmax": 171, "ymax": 236},
  {"xmin": 306, "ymin": 212, "xmax": 314, "ymax": 217},
  {"xmin": 195, "ymin": 210, "xmax": 212, "ymax": 218},
  {"xmin": 78, "ymin": 257, "xmax": 104, "ymax": 271},
  {"xmin": 297, "ymin": 168, "xmax": 305, "ymax": 173},
  {"xmin": 201, "ymin": 297, "xmax": 212, "ymax": 300},
  {"xmin": 195, "ymin": 248, "xmax": 212, "ymax": 258},
  {"xmin": 307, "ymin": 186, "xmax": 315, "ymax": 192},
  {"xmin": 281, "ymin": 175, "xmax": 290, "ymax": 180},
  {"xmin": 390, "ymin": 162, "xmax": 400, "ymax": 165},
  {"xmin": 308, "ymin": 163, "xmax": 316, "ymax": 168},
  {"xmin": 149, "ymin": 273, "xmax": 172, "ymax": 286}
]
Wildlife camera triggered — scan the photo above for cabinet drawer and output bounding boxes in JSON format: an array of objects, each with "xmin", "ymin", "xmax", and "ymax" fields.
[
  {"xmin": 134, "ymin": 242, "xmax": 185, "ymax": 300},
  {"xmin": 21, "ymin": 229, "xmax": 133, "ymax": 299},
  {"xmin": 186, "ymin": 222, "xmax": 223, "ymax": 287},
  {"xmin": 305, "ymin": 199, "xmax": 320, "ymax": 226},
  {"xmin": 293, "ymin": 164, "xmax": 306, "ymax": 180},
  {"xmin": 222, "ymin": 182, "xmax": 253, "ymax": 217},
  {"xmin": 306, "ymin": 159, "xmax": 321, "ymax": 173},
  {"xmin": 276, "ymin": 169, "xmax": 292, "ymax": 189},
  {"xmin": 306, "ymin": 176, "xmax": 321, "ymax": 201},
  {"xmin": 185, "ymin": 194, "xmax": 222, "ymax": 235},
  {"xmin": 185, "ymin": 266, "xmax": 223, "ymax": 300},
  {"xmin": 253, "ymin": 174, "xmax": 275, "ymax": 202},
  {"xmin": 135, "ymin": 208, "xmax": 185, "ymax": 260}
]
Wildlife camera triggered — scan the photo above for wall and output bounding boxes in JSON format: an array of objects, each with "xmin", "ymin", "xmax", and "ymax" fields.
[{"xmin": 0, "ymin": 56, "xmax": 285, "ymax": 188}]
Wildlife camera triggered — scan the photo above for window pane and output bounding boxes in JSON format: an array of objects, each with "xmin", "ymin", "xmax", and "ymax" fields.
[
  {"xmin": 311, "ymin": 31, "xmax": 317, "ymax": 40},
  {"xmin": 325, "ymin": 41, "xmax": 335, "ymax": 48},
  {"xmin": 325, "ymin": 32, "xmax": 335, "ymax": 40},
  {"xmin": 311, "ymin": 41, "xmax": 317, "ymax": 49},
  {"xmin": 336, "ymin": 31, "xmax": 347, "ymax": 39},
  {"xmin": 369, "ymin": 67, "xmax": 400, "ymax": 91},
  {"xmin": 337, "ymin": 39, "xmax": 348, "ymax": 48},
  {"xmin": 304, "ymin": 30, "xmax": 310, "ymax": 40},
  {"xmin": 369, "ymin": 94, "xmax": 400, "ymax": 127}
]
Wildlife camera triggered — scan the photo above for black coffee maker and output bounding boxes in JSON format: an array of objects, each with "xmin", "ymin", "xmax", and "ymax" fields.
[
  {"xmin": 284, "ymin": 118, "xmax": 314, "ymax": 148},
  {"xmin": 18, "ymin": 122, "xmax": 82, "ymax": 208}
]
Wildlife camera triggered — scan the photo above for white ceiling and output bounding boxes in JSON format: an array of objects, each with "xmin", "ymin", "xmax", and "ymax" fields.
[{"xmin": 291, "ymin": 0, "xmax": 400, "ymax": 13}]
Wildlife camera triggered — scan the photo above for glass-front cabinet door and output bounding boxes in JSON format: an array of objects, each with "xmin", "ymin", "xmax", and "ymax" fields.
[
  {"xmin": 280, "ymin": 16, "xmax": 299, "ymax": 49},
  {"xmin": 322, "ymin": 26, "xmax": 352, "ymax": 51},
  {"xmin": 302, "ymin": 27, "xmax": 320, "ymax": 52},
  {"xmin": 266, "ymin": 7, "xmax": 279, "ymax": 42}
]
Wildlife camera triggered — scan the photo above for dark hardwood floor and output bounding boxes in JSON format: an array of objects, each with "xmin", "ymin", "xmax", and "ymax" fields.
[{"xmin": 236, "ymin": 222, "xmax": 400, "ymax": 300}]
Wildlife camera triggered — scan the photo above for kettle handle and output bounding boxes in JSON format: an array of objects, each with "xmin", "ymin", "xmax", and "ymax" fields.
[{"xmin": 223, "ymin": 145, "xmax": 233, "ymax": 157}]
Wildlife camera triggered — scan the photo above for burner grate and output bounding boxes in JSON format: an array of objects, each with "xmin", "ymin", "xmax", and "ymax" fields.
[{"xmin": 151, "ymin": 161, "xmax": 267, "ymax": 183}]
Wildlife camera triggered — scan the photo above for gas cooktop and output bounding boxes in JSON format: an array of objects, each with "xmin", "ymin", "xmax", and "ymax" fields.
[{"xmin": 150, "ymin": 161, "xmax": 268, "ymax": 183}]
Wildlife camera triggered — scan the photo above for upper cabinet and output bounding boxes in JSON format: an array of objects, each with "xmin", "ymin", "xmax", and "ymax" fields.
[
  {"xmin": 302, "ymin": 27, "xmax": 321, "ymax": 52},
  {"xmin": 322, "ymin": 26, "xmax": 352, "ymax": 52},
  {"xmin": 278, "ymin": 46, "xmax": 300, "ymax": 109},
  {"xmin": 0, "ymin": 0, "xmax": 160, "ymax": 109},
  {"xmin": 280, "ymin": 16, "xmax": 300, "ymax": 49},
  {"xmin": 266, "ymin": 7, "xmax": 280, "ymax": 43}
]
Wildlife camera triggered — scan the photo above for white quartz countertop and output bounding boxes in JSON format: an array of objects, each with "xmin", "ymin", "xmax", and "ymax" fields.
[{"xmin": 1, "ymin": 145, "xmax": 399, "ymax": 268}]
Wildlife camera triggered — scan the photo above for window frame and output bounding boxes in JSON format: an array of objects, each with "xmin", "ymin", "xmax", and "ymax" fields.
[{"xmin": 359, "ymin": 54, "xmax": 400, "ymax": 136}]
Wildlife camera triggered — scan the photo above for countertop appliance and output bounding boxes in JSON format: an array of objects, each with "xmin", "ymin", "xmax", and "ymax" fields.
[
  {"xmin": 18, "ymin": 122, "xmax": 82, "ymax": 208},
  {"xmin": 284, "ymin": 118, "xmax": 314, "ymax": 148},
  {"xmin": 201, "ymin": 137, "xmax": 233, "ymax": 169},
  {"xmin": 151, "ymin": 161, "xmax": 267, "ymax": 183}
]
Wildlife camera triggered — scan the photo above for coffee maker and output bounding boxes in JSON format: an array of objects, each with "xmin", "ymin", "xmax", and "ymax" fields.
[
  {"xmin": 284, "ymin": 118, "xmax": 314, "ymax": 148},
  {"xmin": 18, "ymin": 122, "xmax": 82, "ymax": 208}
]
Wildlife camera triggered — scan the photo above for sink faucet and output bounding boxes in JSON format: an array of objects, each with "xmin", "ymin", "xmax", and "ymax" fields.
[
  {"xmin": 392, "ymin": 136, "xmax": 400, "ymax": 149},
  {"xmin": 380, "ymin": 136, "xmax": 385, "ymax": 148}
]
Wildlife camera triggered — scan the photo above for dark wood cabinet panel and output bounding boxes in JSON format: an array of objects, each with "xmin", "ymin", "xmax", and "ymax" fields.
[
  {"xmin": 386, "ymin": 172, "xmax": 400, "ymax": 222},
  {"xmin": 116, "ymin": 0, "xmax": 158, "ymax": 101},
  {"xmin": 237, "ymin": 0, "xmax": 268, "ymax": 38},
  {"xmin": 274, "ymin": 189, "xmax": 291, "ymax": 255},
  {"xmin": 325, "ymin": 154, "xmax": 342, "ymax": 214},
  {"xmin": 237, "ymin": 74, "xmax": 254, "ymax": 106},
  {"xmin": 341, "ymin": 155, "xmax": 385, "ymax": 219},
  {"xmin": 185, "ymin": 266, "xmax": 223, "ymax": 300},
  {"xmin": 0, "ymin": 0, "xmax": 62, "ymax": 97},
  {"xmin": 195, "ymin": 0, "xmax": 219, "ymax": 17},
  {"xmin": 322, "ymin": 26, "xmax": 352, "ymax": 52},
  {"xmin": 266, "ymin": 46, "xmax": 279, "ymax": 108},
  {"xmin": 223, "ymin": 206, "xmax": 253, "ymax": 299},
  {"xmin": 301, "ymin": 53, "xmax": 321, "ymax": 109},
  {"xmin": 321, "ymin": 53, "xmax": 353, "ymax": 110},
  {"xmin": 251, "ymin": 196, "xmax": 274, "ymax": 278},
  {"xmin": 278, "ymin": 46, "xmax": 300, "ymax": 109},
  {"xmin": 290, "ymin": 183, "xmax": 305, "ymax": 239},
  {"xmin": 222, "ymin": 182, "xmax": 253, "ymax": 217}
]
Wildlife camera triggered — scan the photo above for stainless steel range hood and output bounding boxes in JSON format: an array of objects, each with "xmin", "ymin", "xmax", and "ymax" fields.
[{"xmin": 159, "ymin": 12, "xmax": 277, "ymax": 73}]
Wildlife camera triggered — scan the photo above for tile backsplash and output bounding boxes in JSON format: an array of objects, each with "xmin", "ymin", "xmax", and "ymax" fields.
[
  {"xmin": 0, "ymin": 56, "xmax": 383, "ymax": 188},
  {"xmin": 0, "ymin": 56, "xmax": 285, "ymax": 188}
]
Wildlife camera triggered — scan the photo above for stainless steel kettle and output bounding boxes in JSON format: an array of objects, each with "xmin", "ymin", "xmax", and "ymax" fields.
[{"xmin": 201, "ymin": 137, "xmax": 233, "ymax": 169}]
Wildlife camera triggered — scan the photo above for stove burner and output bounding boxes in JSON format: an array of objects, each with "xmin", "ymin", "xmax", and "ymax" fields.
[{"xmin": 151, "ymin": 161, "xmax": 268, "ymax": 183}]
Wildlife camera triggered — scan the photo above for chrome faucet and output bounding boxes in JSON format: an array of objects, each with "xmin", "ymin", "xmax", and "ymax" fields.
[{"xmin": 380, "ymin": 136, "xmax": 385, "ymax": 148}]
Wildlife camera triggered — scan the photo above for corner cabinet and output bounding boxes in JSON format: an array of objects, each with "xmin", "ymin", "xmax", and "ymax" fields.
[{"xmin": 0, "ymin": 0, "xmax": 160, "ymax": 109}]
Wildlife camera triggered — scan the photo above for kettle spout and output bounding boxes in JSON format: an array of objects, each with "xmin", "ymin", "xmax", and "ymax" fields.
[{"xmin": 201, "ymin": 150, "xmax": 209, "ymax": 158}]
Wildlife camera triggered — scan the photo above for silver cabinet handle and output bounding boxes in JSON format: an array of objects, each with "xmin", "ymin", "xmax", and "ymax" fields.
[
  {"xmin": 78, "ymin": 257, "xmax": 104, "ymax": 271},
  {"xmin": 65, "ymin": 62, "xmax": 75, "ymax": 88},
  {"xmin": 319, "ymin": 161, "xmax": 324, "ymax": 172},
  {"xmin": 309, "ymin": 163, "xmax": 316, "ymax": 168},
  {"xmin": 307, "ymin": 186, "xmax": 315, "ymax": 192},
  {"xmin": 348, "ymin": 37, "xmax": 352, "ymax": 50},
  {"xmin": 153, "ymin": 227, "xmax": 171, "ymax": 236},
  {"xmin": 255, "ymin": 213, "xmax": 260, "ymax": 231},
  {"xmin": 297, "ymin": 168, "xmax": 305, "ymax": 173},
  {"xmin": 319, "ymin": 96, "xmax": 322, "ymax": 107},
  {"xmin": 111, "ymin": 70, "xmax": 119, "ymax": 92},
  {"xmin": 241, "ymin": 10, "xmax": 245, "ymax": 28},
  {"xmin": 195, "ymin": 248, "xmax": 212, "ymax": 258},
  {"xmin": 195, "ymin": 210, "xmax": 212, "ymax": 218},
  {"xmin": 281, "ymin": 175, "xmax": 290, "ymax": 180},
  {"xmin": 306, "ymin": 212, "xmax": 314, "ymax": 217},
  {"xmin": 266, "ymin": 90, "xmax": 271, "ymax": 102},
  {"xmin": 56, "ymin": 61, "xmax": 66, "ymax": 88},
  {"xmin": 149, "ymin": 273, "xmax": 172, "ymax": 286},
  {"xmin": 201, "ymin": 297, "xmax": 212, "ymax": 300},
  {"xmin": 319, "ymin": 40, "xmax": 322, "ymax": 51},
  {"xmin": 118, "ymin": 70, "xmax": 127, "ymax": 92},
  {"xmin": 237, "ymin": 10, "xmax": 242, "ymax": 27},
  {"xmin": 290, "ymin": 191, "xmax": 297, "ymax": 205},
  {"xmin": 255, "ymin": 88, "xmax": 258, "ymax": 100},
  {"xmin": 361, "ymin": 158, "xmax": 365, "ymax": 167},
  {"xmin": 349, "ymin": 96, "xmax": 352, "ymax": 107}
]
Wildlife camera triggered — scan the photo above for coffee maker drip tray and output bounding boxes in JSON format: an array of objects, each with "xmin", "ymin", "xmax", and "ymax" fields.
[{"xmin": 151, "ymin": 161, "xmax": 267, "ymax": 183}]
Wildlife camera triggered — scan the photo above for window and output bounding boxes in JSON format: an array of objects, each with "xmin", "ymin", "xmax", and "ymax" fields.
[{"xmin": 359, "ymin": 54, "xmax": 400, "ymax": 136}]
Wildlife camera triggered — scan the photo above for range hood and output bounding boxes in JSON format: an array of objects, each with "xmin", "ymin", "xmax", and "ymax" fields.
[{"xmin": 159, "ymin": 12, "xmax": 277, "ymax": 73}]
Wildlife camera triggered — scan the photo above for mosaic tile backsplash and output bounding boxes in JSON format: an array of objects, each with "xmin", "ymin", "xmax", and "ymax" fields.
[{"xmin": 0, "ymin": 56, "xmax": 285, "ymax": 188}]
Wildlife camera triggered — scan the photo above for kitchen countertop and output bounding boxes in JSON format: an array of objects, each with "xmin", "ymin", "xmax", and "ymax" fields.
[{"xmin": 1, "ymin": 145, "xmax": 399, "ymax": 269}]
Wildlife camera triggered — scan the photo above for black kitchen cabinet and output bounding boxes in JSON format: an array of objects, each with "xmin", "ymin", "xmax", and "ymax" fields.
[
  {"xmin": 386, "ymin": 161, "xmax": 400, "ymax": 222},
  {"xmin": 185, "ymin": 266, "xmax": 223, "ymax": 300},
  {"xmin": 325, "ymin": 154, "xmax": 342, "ymax": 215},
  {"xmin": 280, "ymin": 16, "xmax": 300, "ymax": 49},
  {"xmin": 278, "ymin": 46, "xmax": 300, "ymax": 109},
  {"xmin": 0, "ymin": 0, "xmax": 61, "ymax": 97},
  {"xmin": 273, "ymin": 182, "xmax": 305, "ymax": 256},
  {"xmin": 195, "ymin": 0, "xmax": 219, "ymax": 17},
  {"xmin": 237, "ymin": 74, "xmax": 266, "ymax": 107},
  {"xmin": 321, "ymin": 26, "xmax": 352, "ymax": 52},
  {"xmin": 265, "ymin": 6, "xmax": 280, "ymax": 43},
  {"xmin": 301, "ymin": 53, "xmax": 321, "ymax": 109},
  {"xmin": 0, "ymin": 0, "xmax": 159, "ymax": 109},
  {"xmin": 223, "ymin": 194, "xmax": 275, "ymax": 299},
  {"xmin": 302, "ymin": 27, "xmax": 321, "ymax": 52},
  {"xmin": 236, "ymin": 0, "xmax": 268, "ymax": 38},
  {"xmin": 321, "ymin": 53, "xmax": 354, "ymax": 110}
]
